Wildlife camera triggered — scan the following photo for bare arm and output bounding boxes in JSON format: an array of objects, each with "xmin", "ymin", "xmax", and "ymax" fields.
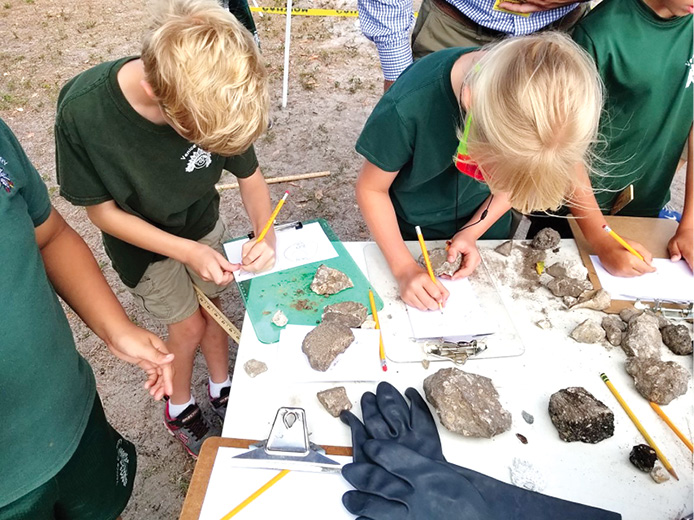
[
  {"xmin": 237, "ymin": 167, "xmax": 277, "ymax": 272},
  {"xmin": 37, "ymin": 207, "xmax": 174, "ymax": 399},
  {"xmin": 668, "ymin": 127, "xmax": 693, "ymax": 270},
  {"xmin": 498, "ymin": 0, "xmax": 584, "ymax": 14}
]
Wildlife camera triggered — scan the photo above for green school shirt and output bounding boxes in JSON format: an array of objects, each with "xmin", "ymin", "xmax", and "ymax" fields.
[
  {"xmin": 356, "ymin": 47, "xmax": 512, "ymax": 241},
  {"xmin": 0, "ymin": 118, "xmax": 95, "ymax": 507},
  {"xmin": 56, "ymin": 57, "xmax": 259, "ymax": 288},
  {"xmin": 573, "ymin": 0, "xmax": 693, "ymax": 216}
]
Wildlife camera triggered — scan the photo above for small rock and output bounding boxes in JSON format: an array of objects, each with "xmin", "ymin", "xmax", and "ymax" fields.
[
  {"xmin": 272, "ymin": 310, "xmax": 288, "ymax": 327},
  {"xmin": 650, "ymin": 463, "xmax": 670, "ymax": 484},
  {"xmin": 536, "ymin": 319, "xmax": 552, "ymax": 330},
  {"xmin": 243, "ymin": 359, "xmax": 268, "ymax": 378},
  {"xmin": 423, "ymin": 368, "xmax": 512, "ymax": 438},
  {"xmin": 621, "ymin": 312, "xmax": 662, "ymax": 359},
  {"xmin": 361, "ymin": 319, "xmax": 377, "ymax": 329},
  {"xmin": 316, "ymin": 386, "xmax": 352, "ymax": 417},
  {"xmin": 547, "ymin": 277, "xmax": 593, "ymax": 298},
  {"xmin": 314, "ymin": 189, "xmax": 323, "ymax": 201},
  {"xmin": 625, "ymin": 357, "xmax": 690, "ymax": 405},
  {"xmin": 516, "ymin": 433, "xmax": 528, "ymax": 444},
  {"xmin": 302, "ymin": 322, "xmax": 355, "ymax": 371},
  {"xmin": 418, "ymin": 248, "xmax": 462, "ymax": 277},
  {"xmin": 602, "ymin": 315, "xmax": 626, "ymax": 346},
  {"xmin": 570, "ymin": 319, "xmax": 606, "ymax": 343},
  {"xmin": 548, "ymin": 387, "xmax": 614, "ymax": 443},
  {"xmin": 310, "ymin": 265, "xmax": 354, "ymax": 295},
  {"xmin": 562, "ymin": 296, "xmax": 577, "ymax": 307},
  {"xmin": 571, "ymin": 289, "xmax": 611, "ymax": 311},
  {"xmin": 521, "ymin": 410, "xmax": 534, "ymax": 424},
  {"xmin": 629, "ymin": 444, "xmax": 657, "ymax": 472},
  {"xmin": 619, "ymin": 308, "xmax": 642, "ymax": 323},
  {"xmin": 322, "ymin": 301, "xmax": 368, "ymax": 328},
  {"xmin": 661, "ymin": 324, "xmax": 693, "ymax": 355},
  {"xmin": 546, "ymin": 261, "xmax": 588, "ymax": 280},
  {"xmin": 531, "ymin": 228, "xmax": 561, "ymax": 250},
  {"xmin": 421, "ymin": 359, "xmax": 430, "ymax": 370},
  {"xmin": 495, "ymin": 240, "xmax": 513, "ymax": 257}
]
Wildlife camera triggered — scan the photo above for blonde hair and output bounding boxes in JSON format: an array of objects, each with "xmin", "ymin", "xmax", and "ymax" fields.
[
  {"xmin": 462, "ymin": 32, "xmax": 603, "ymax": 214},
  {"xmin": 142, "ymin": 0, "xmax": 268, "ymax": 156}
]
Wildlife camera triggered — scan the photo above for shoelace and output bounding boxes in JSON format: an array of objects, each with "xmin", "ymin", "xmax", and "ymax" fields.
[{"xmin": 182, "ymin": 408, "xmax": 210, "ymax": 440}]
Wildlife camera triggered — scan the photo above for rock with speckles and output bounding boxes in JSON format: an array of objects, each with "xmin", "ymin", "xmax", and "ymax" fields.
[{"xmin": 548, "ymin": 387, "xmax": 614, "ymax": 443}]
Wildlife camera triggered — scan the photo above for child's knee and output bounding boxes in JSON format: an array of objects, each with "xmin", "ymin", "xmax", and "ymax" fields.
[{"xmin": 171, "ymin": 311, "xmax": 207, "ymax": 346}]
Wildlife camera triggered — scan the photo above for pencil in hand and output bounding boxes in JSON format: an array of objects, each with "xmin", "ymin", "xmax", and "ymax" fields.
[
  {"xmin": 602, "ymin": 225, "xmax": 645, "ymax": 262},
  {"xmin": 256, "ymin": 191, "xmax": 289, "ymax": 242},
  {"xmin": 415, "ymin": 226, "xmax": 444, "ymax": 313}
]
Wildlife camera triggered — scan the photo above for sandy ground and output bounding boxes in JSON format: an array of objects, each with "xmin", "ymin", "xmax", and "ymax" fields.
[{"xmin": 0, "ymin": 0, "xmax": 686, "ymax": 517}]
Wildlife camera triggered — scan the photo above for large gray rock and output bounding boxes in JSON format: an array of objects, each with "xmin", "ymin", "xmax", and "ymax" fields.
[
  {"xmin": 661, "ymin": 324, "xmax": 693, "ymax": 355},
  {"xmin": 302, "ymin": 322, "xmax": 355, "ymax": 371},
  {"xmin": 423, "ymin": 368, "xmax": 511, "ymax": 438},
  {"xmin": 418, "ymin": 248, "xmax": 462, "ymax": 277},
  {"xmin": 602, "ymin": 315, "xmax": 626, "ymax": 346},
  {"xmin": 570, "ymin": 319, "xmax": 606, "ymax": 344},
  {"xmin": 531, "ymin": 228, "xmax": 561, "ymax": 250},
  {"xmin": 548, "ymin": 387, "xmax": 614, "ymax": 443},
  {"xmin": 621, "ymin": 312, "xmax": 662, "ymax": 359},
  {"xmin": 316, "ymin": 386, "xmax": 352, "ymax": 417},
  {"xmin": 625, "ymin": 357, "xmax": 690, "ymax": 405},
  {"xmin": 547, "ymin": 277, "xmax": 593, "ymax": 298},
  {"xmin": 322, "ymin": 301, "xmax": 368, "ymax": 328},
  {"xmin": 310, "ymin": 265, "xmax": 353, "ymax": 295}
]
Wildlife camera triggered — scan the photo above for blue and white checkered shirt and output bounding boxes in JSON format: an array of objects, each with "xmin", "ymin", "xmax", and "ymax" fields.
[{"xmin": 358, "ymin": 0, "xmax": 578, "ymax": 80}]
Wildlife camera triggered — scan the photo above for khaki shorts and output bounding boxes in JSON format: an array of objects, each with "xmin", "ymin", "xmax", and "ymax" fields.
[{"xmin": 128, "ymin": 219, "xmax": 230, "ymax": 324}]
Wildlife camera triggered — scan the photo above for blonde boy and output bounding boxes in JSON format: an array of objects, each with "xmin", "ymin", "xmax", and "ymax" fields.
[{"xmin": 56, "ymin": 0, "xmax": 275, "ymax": 457}]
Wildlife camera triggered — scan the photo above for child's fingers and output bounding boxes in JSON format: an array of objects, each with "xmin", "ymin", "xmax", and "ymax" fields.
[{"xmin": 669, "ymin": 240, "xmax": 682, "ymax": 262}]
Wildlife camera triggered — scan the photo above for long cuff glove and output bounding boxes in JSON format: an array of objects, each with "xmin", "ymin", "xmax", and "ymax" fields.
[{"xmin": 341, "ymin": 382, "xmax": 622, "ymax": 520}]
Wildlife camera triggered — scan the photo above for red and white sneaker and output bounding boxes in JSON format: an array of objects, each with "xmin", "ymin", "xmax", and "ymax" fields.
[{"xmin": 164, "ymin": 401, "xmax": 219, "ymax": 458}]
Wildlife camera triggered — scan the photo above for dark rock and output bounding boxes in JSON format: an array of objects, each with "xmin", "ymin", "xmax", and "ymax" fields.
[
  {"xmin": 316, "ymin": 386, "xmax": 352, "ymax": 417},
  {"xmin": 602, "ymin": 315, "xmax": 626, "ymax": 346},
  {"xmin": 516, "ymin": 433, "xmax": 528, "ymax": 444},
  {"xmin": 625, "ymin": 357, "xmax": 689, "ymax": 405},
  {"xmin": 302, "ymin": 322, "xmax": 355, "ymax": 371},
  {"xmin": 621, "ymin": 312, "xmax": 662, "ymax": 359},
  {"xmin": 310, "ymin": 265, "xmax": 353, "ymax": 295},
  {"xmin": 531, "ymin": 228, "xmax": 561, "ymax": 250},
  {"xmin": 423, "ymin": 368, "xmax": 512, "ymax": 438},
  {"xmin": 661, "ymin": 324, "xmax": 693, "ymax": 355},
  {"xmin": 521, "ymin": 410, "xmax": 534, "ymax": 424},
  {"xmin": 547, "ymin": 277, "xmax": 593, "ymax": 298},
  {"xmin": 570, "ymin": 319, "xmax": 606, "ymax": 343},
  {"xmin": 629, "ymin": 444, "xmax": 657, "ymax": 472},
  {"xmin": 322, "ymin": 301, "xmax": 368, "ymax": 328},
  {"xmin": 495, "ymin": 240, "xmax": 513, "ymax": 257},
  {"xmin": 548, "ymin": 387, "xmax": 614, "ymax": 443},
  {"xmin": 418, "ymin": 248, "xmax": 462, "ymax": 277}
]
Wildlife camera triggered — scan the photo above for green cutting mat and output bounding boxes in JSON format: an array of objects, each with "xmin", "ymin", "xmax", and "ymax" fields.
[{"xmin": 227, "ymin": 219, "xmax": 383, "ymax": 343}]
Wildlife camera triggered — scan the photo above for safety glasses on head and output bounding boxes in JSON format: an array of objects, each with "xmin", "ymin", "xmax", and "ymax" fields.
[{"xmin": 454, "ymin": 113, "xmax": 485, "ymax": 182}]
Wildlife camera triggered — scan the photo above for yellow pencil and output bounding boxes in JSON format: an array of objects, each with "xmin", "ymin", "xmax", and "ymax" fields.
[
  {"xmin": 650, "ymin": 402, "xmax": 693, "ymax": 453},
  {"xmin": 220, "ymin": 469, "xmax": 290, "ymax": 520},
  {"xmin": 368, "ymin": 289, "xmax": 388, "ymax": 372},
  {"xmin": 600, "ymin": 373, "xmax": 678, "ymax": 480},
  {"xmin": 415, "ymin": 225, "xmax": 444, "ymax": 313},
  {"xmin": 602, "ymin": 225, "xmax": 645, "ymax": 262},
  {"xmin": 256, "ymin": 191, "xmax": 289, "ymax": 242}
]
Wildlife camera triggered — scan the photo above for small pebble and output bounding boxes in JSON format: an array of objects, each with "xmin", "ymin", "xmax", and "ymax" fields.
[
  {"xmin": 421, "ymin": 359, "xmax": 430, "ymax": 369},
  {"xmin": 650, "ymin": 463, "xmax": 670, "ymax": 484},
  {"xmin": 272, "ymin": 310, "xmax": 288, "ymax": 327},
  {"xmin": 521, "ymin": 410, "xmax": 534, "ymax": 424},
  {"xmin": 516, "ymin": 433, "xmax": 528, "ymax": 444},
  {"xmin": 536, "ymin": 319, "xmax": 551, "ymax": 330},
  {"xmin": 243, "ymin": 359, "xmax": 268, "ymax": 378},
  {"xmin": 629, "ymin": 444, "xmax": 657, "ymax": 472}
]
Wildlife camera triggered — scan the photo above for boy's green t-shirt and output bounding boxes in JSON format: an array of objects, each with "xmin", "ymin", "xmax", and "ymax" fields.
[
  {"xmin": 573, "ymin": 0, "xmax": 693, "ymax": 216},
  {"xmin": 55, "ymin": 57, "xmax": 260, "ymax": 288},
  {"xmin": 0, "ymin": 118, "xmax": 95, "ymax": 507},
  {"xmin": 356, "ymin": 47, "xmax": 512, "ymax": 241}
]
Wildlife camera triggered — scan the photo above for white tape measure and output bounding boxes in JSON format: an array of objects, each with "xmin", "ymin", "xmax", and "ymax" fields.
[{"xmin": 192, "ymin": 284, "xmax": 241, "ymax": 344}]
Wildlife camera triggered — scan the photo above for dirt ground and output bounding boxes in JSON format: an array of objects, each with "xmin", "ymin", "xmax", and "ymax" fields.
[{"xmin": 0, "ymin": 0, "xmax": 686, "ymax": 517}]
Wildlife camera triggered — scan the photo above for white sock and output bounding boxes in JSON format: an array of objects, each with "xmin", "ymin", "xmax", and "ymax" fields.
[
  {"xmin": 168, "ymin": 395, "xmax": 195, "ymax": 418},
  {"xmin": 209, "ymin": 376, "xmax": 231, "ymax": 398}
]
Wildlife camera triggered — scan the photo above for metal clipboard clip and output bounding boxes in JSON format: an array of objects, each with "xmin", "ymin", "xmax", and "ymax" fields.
[
  {"xmin": 632, "ymin": 298, "xmax": 693, "ymax": 322},
  {"xmin": 247, "ymin": 220, "xmax": 303, "ymax": 239},
  {"xmin": 424, "ymin": 339, "xmax": 488, "ymax": 364}
]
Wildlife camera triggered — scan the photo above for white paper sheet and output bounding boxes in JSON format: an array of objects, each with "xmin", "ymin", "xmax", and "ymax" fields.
[
  {"xmin": 223, "ymin": 222, "xmax": 338, "ymax": 282},
  {"xmin": 590, "ymin": 255, "xmax": 694, "ymax": 302},
  {"xmin": 276, "ymin": 325, "xmax": 384, "ymax": 382},
  {"xmin": 406, "ymin": 277, "xmax": 496, "ymax": 339},
  {"xmin": 199, "ymin": 447, "xmax": 353, "ymax": 520}
]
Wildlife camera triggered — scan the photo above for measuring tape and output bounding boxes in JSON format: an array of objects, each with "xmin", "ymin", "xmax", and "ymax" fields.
[
  {"xmin": 250, "ymin": 6, "xmax": 358, "ymax": 16},
  {"xmin": 192, "ymin": 284, "xmax": 241, "ymax": 344}
]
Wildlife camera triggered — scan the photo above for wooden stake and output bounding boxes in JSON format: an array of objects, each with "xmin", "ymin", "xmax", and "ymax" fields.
[{"xmin": 216, "ymin": 171, "xmax": 330, "ymax": 191}]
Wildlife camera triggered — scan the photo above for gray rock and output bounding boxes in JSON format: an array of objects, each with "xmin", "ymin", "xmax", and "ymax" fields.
[
  {"xmin": 423, "ymin": 368, "xmax": 512, "ymax": 438},
  {"xmin": 602, "ymin": 315, "xmax": 626, "ymax": 346},
  {"xmin": 619, "ymin": 308, "xmax": 642, "ymax": 323},
  {"xmin": 322, "ymin": 301, "xmax": 368, "ymax": 328},
  {"xmin": 629, "ymin": 444, "xmax": 657, "ymax": 472},
  {"xmin": 562, "ymin": 296, "xmax": 578, "ymax": 308},
  {"xmin": 495, "ymin": 240, "xmax": 513, "ymax": 257},
  {"xmin": 621, "ymin": 312, "xmax": 662, "ymax": 359},
  {"xmin": 418, "ymin": 248, "xmax": 463, "ymax": 277},
  {"xmin": 521, "ymin": 410, "xmax": 534, "ymax": 424},
  {"xmin": 625, "ymin": 357, "xmax": 690, "ymax": 405},
  {"xmin": 548, "ymin": 387, "xmax": 614, "ymax": 443},
  {"xmin": 316, "ymin": 386, "xmax": 352, "ymax": 417},
  {"xmin": 302, "ymin": 322, "xmax": 355, "ymax": 371},
  {"xmin": 655, "ymin": 313, "xmax": 671, "ymax": 330},
  {"xmin": 531, "ymin": 228, "xmax": 561, "ymax": 250},
  {"xmin": 661, "ymin": 324, "xmax": 693, "ymax": 355},
  {"xmin": 243, "ymin": 359, "xmax": 268, "ymax": 378},
  {"xmin": 651, "ymin": 464, "xmax": 670, "ymax": 483},
  {"xmin": 547, "ymin": 277, "xmax": 593, "ymax": 298},
  {"xmin": 571, "ymin": 289, "xmax": 611, "ymax": 311},
  {"xmin": 310, "ymin": 265, "xmax": 354, "ymax": 295},
  {"xmin": 570, "ymin": 319, "xmax": 606, "ymax": 344},
  {"xmin": 546, "ymin": 261, "xmax": 587, "ymax": 280}
]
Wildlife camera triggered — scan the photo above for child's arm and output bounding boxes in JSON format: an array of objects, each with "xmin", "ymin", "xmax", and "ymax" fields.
[
  {"xmin": 569, "ymin": 164, "xmax": 656, "ymax": 277},
  {"xmin": 668, "ymin": 127, "xmax": 693, "ymax": 270},
  {"xmin": 357, "ymin": 160, "xmax": 449, "ymax": 311},
  {"xmin": 86, "ymin": 201, "xmax": 239, "ymax": 286},
  {"xmin": 237, "ymin": 167, "xmax": 277, "ymax": 273},
  {"xmin": 36, "ymin": 206, "xmax": 174, "ymax": 400}
]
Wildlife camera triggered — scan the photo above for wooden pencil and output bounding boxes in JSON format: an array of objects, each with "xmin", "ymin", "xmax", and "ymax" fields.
[
  {"xmin": 650, "ymin": 402, "xmax": 693, "ymax": 453},
  {"xmin": 602, "ymin": 225, "xmax": 645, "ymax": 262},
  {"xmin": 415, "ymin": 226, "xmax": 443, "ymax": 313},
  {"xmin": 368, "ymin": 289, "xmax": 387, "ymax": 372},
  {"xmin": 221, "ymin": 469, "xmax": 290, "ymax": 519},
  {"xmin": 256, "ymin": 191, "xmax": 289, "ymax": 242}
]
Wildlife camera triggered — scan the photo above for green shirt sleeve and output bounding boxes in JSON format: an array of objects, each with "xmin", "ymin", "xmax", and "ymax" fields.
[
  {"xmin": 224, "ymin": 144, "xmax": 259, "ymax": 178},
  {"xmin": 355, "ymin": 96, "xmax": 415, "ymax": 173},
  {"xmin": 572, "ymin": 25, "xmax": 599, "ymax": 66}
]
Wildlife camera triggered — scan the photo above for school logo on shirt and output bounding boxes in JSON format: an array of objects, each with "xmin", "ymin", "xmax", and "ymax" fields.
[
  {"xmin": 686, "ymin": 58, "xmax": 693, "ymax": 89},
  {"xmin": 115, "ymin": 439, "xmax": 130, "ymax": 487},
  {"xmin": 181, "ymin": 145, "xmax": 212, "ymax": 173},
  {"xmin": 0, "ymin": 158, "xmax": 14, "ymax": 193}
]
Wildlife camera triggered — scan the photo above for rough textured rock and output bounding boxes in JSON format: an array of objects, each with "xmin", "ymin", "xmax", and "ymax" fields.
[
  {"xmin": 602, "ymin": 315, "xmax": 626, "ymax": 346},
  {"xmin": 547, "ymin": 277, "xmax": 593, "ymax": 298},
  {"xmin": 316, "ymin": 386, "xmax": 352, "ymax": 417},
  {"xmin": 546, "ymin": 261, "xmax": 587, "ymax": 280},
  {"xmin": 571, "ymin": 289, "xmax": 611, "ymax": 311},
  {"xmin": 651, "ymin": 464, "xmax": 670, "ymax": 483},
  {"xmin": 661, "ymin": 324, "xmax": 693, "ymax": 355},
  {"xmin": 302, "ymin": 322, "xmax": 355, "ymax": 371},
  {"xmin": 548, "ymin": 387, "xmax": 614, "ymax": 443},
  {"xmin": 418, "ymin": 248, "xmax": 462, "ymax": 277},
  {"xmin": 625, "ymin": 357, "xmax": 689, "ymax": 405},
  {"xmin": 322, "ymin": 301, "xmax": 368, "ymax": 328},
  {"xmin": 655, "ymin": 313, "xmax": 671, "ymax": 329},
  {"xmin": 531, "ymin": 228, "xmax": 561, "ymax": 250},
  {"xmin": 423, "ymin": 368, "xmax": 512, "ymax": 438},
  {"xmin": 243, "ymin": 359, "xmax": 268, "ymax": 378},
  {"xmin": 570, "ymin": 320, "xmax": 606, "ymax": 344},
  {"xmin": 310, "ymin": 265, "xmax": 354, "ymax": 295},
  {"xmin": 495, "ymin": 240, "xmax": 513, "ymax": 257},
  {"xmin": 629, "ymin": 444, "xmax": 657, "ymax": 472},
  {"xmin": 621, "ymin": 312, "xmax": 662, "ymax": 359},
  {"xmin": 521, "ymin": 410, "xmax": 534, "ymax": 424},
  {"xmin": 361, "ymin": 319, "xmax": 377, "ymax": 329},
  {"xmin": 619, "ymin": 308, "xmax": 642, "ymax": 323},
  {"xmin": 272, "ymin": 310, "xmax": 288, "ymax": 327}
]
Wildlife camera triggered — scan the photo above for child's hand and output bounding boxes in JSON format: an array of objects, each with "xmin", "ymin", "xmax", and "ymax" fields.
[
  {"xmin": 445, "ymin": 231, "xmax": 481, "ymax": 279},
  {"xmin": 185, "ymin": 242, "xmax": 239, "ymax": 285},
  {"xmin": 594, "ymin": 236, "xmax": 655, "ymax": 277},
  {"xmin": 395, "ymin": 263, "xmax": 449, "ymax": 311},
  {"xmin": 105, "ymin": 323, "xmax": 175, "ymax": 401},
  {"xmin": 241, "ymin": 236, "xmax": 276, "ymax": 273},
  {"xmin": 668, "ymin": 224, "xmax": 693, "ymax": 271}
]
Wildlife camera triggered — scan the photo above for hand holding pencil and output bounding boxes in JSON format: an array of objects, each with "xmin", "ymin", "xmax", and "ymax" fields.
[
  {"xmin": 594, "ymin": 225, "xmax": 655, "ymax": 277},
  {"xmin": 241, "ymin": 191, "xmax": 287, "ymax": 273}
]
